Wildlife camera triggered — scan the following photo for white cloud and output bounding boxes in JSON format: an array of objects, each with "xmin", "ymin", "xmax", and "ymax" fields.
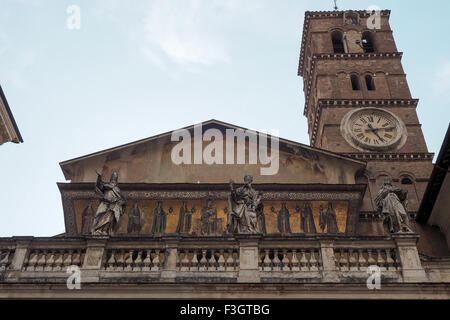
[{"xmin": 142, "ymin": 0, "xmax": 233, "ymax": 68}]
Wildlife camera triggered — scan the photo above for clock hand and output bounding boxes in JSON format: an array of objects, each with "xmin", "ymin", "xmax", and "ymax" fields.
[{"xmin": 367, "ymin": 124, "xmax": 385, "ymax": 142}]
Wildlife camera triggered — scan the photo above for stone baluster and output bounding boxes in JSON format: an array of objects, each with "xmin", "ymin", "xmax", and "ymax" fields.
[
  {"xmin": 114, "ymin": 250, "xmax": 124, "ymax": 271},
  {"xmin": 281, "ymin": 249, "xmax": 289, "ymax": 271},
  {"xmin": 367, "ymin": 249, "xmax": 376, "ymax": 266},
  {"xmin": 191, "ymin": 250, "xmax": 199, "ymax": 271},
  {"xmin": 63, "ymin": 250, "xmax": 74, "ymax": 271},
  {"xmin": 263, "ymin": 249, "xmax": 271, "ymax": 271},
  {"xmin": 199, "ymin": 249, "xmax": 207, "ymax": 271},
  {"xmin": 338, "ymin": 249, "xmax": 348, "ymax": 271},
  {"xmin": 385, "ymin": 248, "xmax": 395, "ymax": 271},
  {"xmin": 124, "ymin": 250, "xmax": 134, "ymax": 271},
  {"xmin": 272, "ymin": 249, "xmax": 281, "ymax": 271},
  {"xmin": 358, "ymin": 249, "xmax": 367, "ymax": 271},
  {"xmin": 179, "ymin": 250, "xmax": 188, "ymax": 271},
  {"xmin": 106, "ymin": 251, "xmax": 116, "ymax": 271},
  {"xmin": 142, "ymin": 250, "xmax": 151, "ymax": 271},
  {"xmin": 45, "ymin": 251, "xmax": 56, "ymax": 271},
  {"xmin": 35, "ymin": 250, "xmax": 47, "ymax": 272},
  {"xmin": 25, "ymin": 251, "xmax": 37, "ymax": 272},
  {"xmin": 349, "ymin": 249, "xmax": 358, "ymax": 271},
  {"xmin": 217, "ymin": 250, "xmax": 225, "ymax": 271},
  {"xmin": 300, "ymin": 249, "xmax": 308, "ymax": 271},
  {"xmin": 53, "ymin": 251, "xmax": 63, "ymax": 272},
  {"xmin": 309, "ymin": 250, "xmax": 318, "ymax": 271},
  {"xmin": 291, "ymin": 250, "xmax": 300, "ymax": 271},
  {"xmin": 133, "ymin": 250, "xmax": 143, "ymax": 272},
  {"xmin": 72, "ymin": 250, "xmax": 81, "ymax": 267},
  {"xmin": 376, "ymin": 249, "xmax": 386, "ymax": 271},
  {"xmin": 151, "ymin": 249, "xmax": 160, "ymax": 271}
]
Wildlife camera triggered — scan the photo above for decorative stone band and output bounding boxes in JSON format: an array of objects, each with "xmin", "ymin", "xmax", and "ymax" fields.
[
  {"xmin": 345, "ymin": 153, "xmax": 434, "ymax": 161},
  {"xmin": 58, "ymin": 183, "xmax": 364, "ymax": 237}
]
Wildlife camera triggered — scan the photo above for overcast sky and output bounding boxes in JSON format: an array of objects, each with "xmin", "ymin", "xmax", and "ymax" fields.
[{"xmin": 1, "ymin": 0, "xmax": 449, "ymax": 237}]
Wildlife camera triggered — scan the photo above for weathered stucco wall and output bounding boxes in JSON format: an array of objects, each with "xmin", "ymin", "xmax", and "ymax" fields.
[{"xmin": 60, "ymin": 133, "xmax": 364, "ymax": 185}]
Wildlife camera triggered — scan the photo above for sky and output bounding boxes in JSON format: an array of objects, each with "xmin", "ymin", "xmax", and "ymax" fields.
[{"xmin": 0, "ymin": 0, "xmax": 449, "ymax": 237}]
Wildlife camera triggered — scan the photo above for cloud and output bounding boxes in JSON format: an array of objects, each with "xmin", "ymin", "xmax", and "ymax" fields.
[{"xmin": 142, "ymin": 0, "xmax": 233, "ymax": 68}]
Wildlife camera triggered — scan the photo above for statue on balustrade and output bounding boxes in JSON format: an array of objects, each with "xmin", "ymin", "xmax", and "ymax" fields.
[
  {"xmin": 127, "ymin": 202, "xmax": 143, "ymax": 234},
  {"xmin": 152, "ymin": 201, "xmax": 172, "ymax": 235},
  {"xmin": 297, "ymin": 202, "xmax": 316, "ymax": 234},
  {"xmin": 375, "ymin": 177, "xmax": 413, "ymax": 234},
  {"xmin": 227, "ymin": 175, "xmax": 264, "ymax": 234},
  {"xmin": 81, "ymin": 201, "xmax": 94, "ymax": 234},
  {"xmin": 272, "ymin": 203, "xmax": 291, "ymax": 235},
  {"xmin": 91, "ymin": 171, "xmax": 126, "ymax": 236},
  {"xmin": 176, "ymin": 201, "xmax": 195, "ymax": 234}
]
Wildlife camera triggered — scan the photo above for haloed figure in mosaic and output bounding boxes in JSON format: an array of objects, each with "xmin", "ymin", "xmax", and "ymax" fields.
[
  {"xmin": 91, "ymin": 171, "xmax": 126, "ymax": 236},
  {"xmin": 297, "ymin": 202, "xmax": 316, "ymax": 234},
  {"xmin": 227, "ymin": 175, "xmax": 264, "ymax": 234},
  {"xmin": 176, "ymin": 201, "xmax": 195, "ymax": 234}
]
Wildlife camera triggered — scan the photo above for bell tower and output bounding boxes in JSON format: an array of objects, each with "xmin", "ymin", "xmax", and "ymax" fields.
[{"xmin": 298, "ymin": 10, "xmax": 434, "ymax": 219}]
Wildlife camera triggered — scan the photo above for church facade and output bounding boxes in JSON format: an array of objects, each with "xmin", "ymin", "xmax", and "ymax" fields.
[{"xmin": 1, "ymin": 9, "xmax": 449, "ymax": 299}]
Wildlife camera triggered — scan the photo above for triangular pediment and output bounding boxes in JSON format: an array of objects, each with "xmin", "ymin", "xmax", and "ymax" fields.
[{"xmin": 60, "ymin": 119, "xmax": 365, "ymax": 184}]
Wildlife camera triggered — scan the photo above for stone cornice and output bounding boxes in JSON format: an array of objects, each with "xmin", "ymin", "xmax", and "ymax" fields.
[
  {"xmin": 343, "ymin": 153, "xmax": 434, "ymax": 162},
  {"xmin": 298, "ymin": 9, "xmax": 392, "ymax": 77}
]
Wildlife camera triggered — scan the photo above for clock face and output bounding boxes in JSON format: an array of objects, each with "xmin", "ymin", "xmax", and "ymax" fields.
[{"xmin": 342, "ymin": 108, "xmax": 404, "ymax": 151}]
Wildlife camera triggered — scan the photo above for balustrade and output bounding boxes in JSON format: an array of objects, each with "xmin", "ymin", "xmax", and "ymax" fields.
[
  {"xmin": 177, "ymin": 248, "xmax": 239, "ymax": 271},
  {"xmin": 22, "ymin": 249, "xmax": 85, "ymax": 272},
  {"xmin": 259, "ymin": 248, "xmax": 322, "ymax": 272},
  {"xmin": 103, "ymin": 248, "xmax": 166, "ymax": 272},
  {"xmin": 334, "ymin": 247, "xmax": 400, "ymax": 271}
]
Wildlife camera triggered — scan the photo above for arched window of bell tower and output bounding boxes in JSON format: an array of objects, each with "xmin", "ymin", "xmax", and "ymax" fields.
[
  {"xmin": 331, "ymin": 31, "xmax": 346, "ymax": 54},
  {"xmin": 362, "ymin": 31, "xmax": 375, "ymax": 53}
]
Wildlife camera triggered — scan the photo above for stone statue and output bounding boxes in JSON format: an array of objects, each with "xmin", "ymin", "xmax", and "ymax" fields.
[
  {"xmin": 227, "ymin": 175, "xmax": 264, "ymax": 234},
  {"xmin": 272, "ymin": 203, "xmax": 291, "ymax": 235},
  {"xmin": 127, "ymin": 202, "xmax": 143, "ymax": 234},
  {"xmin": 375, "ymin": 177, "xmax": 412, "ymax": 234},
  {"xmin": 297, "ymin": 202, "xmax": 316, "ymax": 234},
  {"xmin": 91, "ymin": 171, "xmax": 126, "ymax": 236},
  {"xmin": 200, "ymin": 199, "xmax": 218, "ymax": 235},
  {"xmin": 81, "ymin": 201, "xmax": 95, "ymax": 234},
  {"xmin": 176, "ymin": 201, "xmax": 195, "ymax": 234}
]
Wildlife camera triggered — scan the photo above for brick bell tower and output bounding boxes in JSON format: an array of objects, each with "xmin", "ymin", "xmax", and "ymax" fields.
[{"xmin": 298, "ymin": 10, "xmax": 434, "ymax": 224}]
